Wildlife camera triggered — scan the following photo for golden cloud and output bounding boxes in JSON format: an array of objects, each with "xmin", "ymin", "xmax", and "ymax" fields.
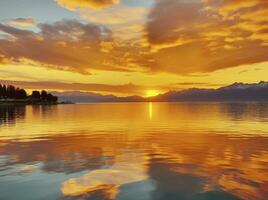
[
  {"xmin": 7, "ymin": 17, "xmax": 35, "ymax": 27},
  {"xmin": 1, "ymin": 0, "xmax": 268, "ymax": 76},
  {"xmin": 77, "ymin": 4, "xmax": 149, "ymax": 41},
  {"xmin": 0, "ymin": 20, "xmax": 146, "ymax": 74},
  {"xmin": 144, "ymin": 0, "xmax": 268, "ymax": 74},
  {"xmin": 55, "ymin": 0, "xmax": 120, "ymax": 10}
]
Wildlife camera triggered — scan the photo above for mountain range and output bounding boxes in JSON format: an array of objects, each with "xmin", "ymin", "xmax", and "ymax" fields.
[{"xmin": 52, "ymin": 81, "xmax": 268, "ymax": 103}]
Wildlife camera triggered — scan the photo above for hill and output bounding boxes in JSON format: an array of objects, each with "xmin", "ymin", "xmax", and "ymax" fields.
[
  {"xmin": 150, "ymin": 81, "xmax": 268, "ymax": 102},
  {"xmin": 53, "ymin": 81, "xmax": 268, "ymax": 103}
]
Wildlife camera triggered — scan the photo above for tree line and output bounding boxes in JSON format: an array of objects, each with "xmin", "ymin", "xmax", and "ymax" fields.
[{"xmin": 0, "ymin": 84, "xmax": 58, "ymax": 102}]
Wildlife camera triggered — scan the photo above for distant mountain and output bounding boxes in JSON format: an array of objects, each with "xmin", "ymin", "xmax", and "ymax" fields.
[
  {"xmin": 150, "ymin": 81, "xmax": 268, "ymax": 102},
  {"xmin": 52, "ymin": 82, "xmax": 268, "ymax": 103},
  {"xmin": 52, "ymin": 91, "xmax": 145, "ymax": 103}
]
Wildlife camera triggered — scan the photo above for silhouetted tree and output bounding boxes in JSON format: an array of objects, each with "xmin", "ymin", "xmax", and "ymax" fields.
[
  {"xmin": 0, "ymin": 84, "xmax": 3, "ymax": 98},
  {"xmin": 2, "ymin": 85, "xmax": 7, "ymax": 98},
  {"xmin": 31, "ymin": 91, "xmax": 41, "ymax": 99},
  {"xmin": 0, "ymin": 84, "xmax": 58, "ymax": 103},
  {"xmin": 7, "ymin": 85, "xmax": 16, "ymax": 98},
  {"xmin": 16, "ymin": 89, "xmax": 27, "ymax": 99},
  {"xmin": 0, "ymin": 85, "xmax": 20, "ymax": 99},
  {"xmin": 41, "ymin": 90, "xmax": 48, "ymax": 100},
  {"xmin": 47, "ymin": 93, "xmax": 58, "ymax": 102}
]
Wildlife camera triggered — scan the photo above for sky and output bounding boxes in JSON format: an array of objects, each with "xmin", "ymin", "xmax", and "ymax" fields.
[{"xmin": 0, "ymin": 0, "xmax": 268, "ymax": 97}]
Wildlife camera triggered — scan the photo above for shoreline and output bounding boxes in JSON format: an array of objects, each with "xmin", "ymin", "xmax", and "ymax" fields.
[
  {"xmin": 2, "ymin": 99, "xmax": 268, "ymax": 105},
  {"xmin": 0, "ymin": 99, "xmax": 74, "ymax": 105}
]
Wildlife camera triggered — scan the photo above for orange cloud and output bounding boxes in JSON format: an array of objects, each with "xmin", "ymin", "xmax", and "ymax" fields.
[
  {"xmin": 1, "ymin": 1, "xmax": 268, "ymax": 77},
  {"xmin": 55, "ymin": 0, "xmax": 120, "ymax": 10},
  {"xmin": 144, "ymin": 0, "xmax": 268, "ymax": 74},
  {"xmin": 0, "ymin": 20, "xmax": 146, "ymax": 74},
  {"xmin": 7, "ymin": 17, "xmax": 35, "ymax": 27}
]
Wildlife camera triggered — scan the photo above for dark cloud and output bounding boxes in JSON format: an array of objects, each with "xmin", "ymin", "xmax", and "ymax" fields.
[
  {"xmin": 171, "ymin": 82, "xmax": 223, "ymax": 87},
  {"xmin": 0, "ymin": 23, "xmax": 33, "ymax": 37},
  {"xmin": 146, "ymin": 0, "xmax": 203, "ymax": 45},
  {"xmin": 0, "ymin": 20, "xmax": 143, "ymax": 74},
  {"xmin": 145, "ymin": 0, "xmax": 268, "ymax": 74}
]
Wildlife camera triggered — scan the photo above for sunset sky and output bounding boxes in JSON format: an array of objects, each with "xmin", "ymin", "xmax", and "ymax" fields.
[{"xmin": 0, "ymin": 0, "xmax": 268, "ymax": 97}]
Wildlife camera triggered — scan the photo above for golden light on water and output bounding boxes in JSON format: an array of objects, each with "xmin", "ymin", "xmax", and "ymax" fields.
[
  {"xmin": 1, "ymin": 103, "xmax": 268, "ymax": 200},
  {"xmin": 149, "ymin": 102, "xmax": 153, "ymax": 120},
  {"xmin": 1, "ymin": 0, "xmax": 268, "ymax": 199}
]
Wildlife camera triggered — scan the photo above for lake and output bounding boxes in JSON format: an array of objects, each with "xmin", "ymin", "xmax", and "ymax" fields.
[{"xmin": 0, "ymin": 103, "xmax": 268, "ymax": 200}]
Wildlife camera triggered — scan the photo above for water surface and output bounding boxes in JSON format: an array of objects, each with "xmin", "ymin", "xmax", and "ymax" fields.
[{"xmin": 0, "ymin": 103, "xmax": 268, "ymax": 200}]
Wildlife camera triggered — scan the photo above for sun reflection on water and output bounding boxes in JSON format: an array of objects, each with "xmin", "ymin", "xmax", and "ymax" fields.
[{"xmin": 149, "ymin": 102, "xmax": 153, "ymax": 120}]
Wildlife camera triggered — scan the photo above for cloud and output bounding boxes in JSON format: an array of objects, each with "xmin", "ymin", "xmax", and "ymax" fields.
[
  {"xmin": 145, "ymin": 0, "xmax": 268, "ymax": 74},
  {"xmin": 1, "ymin": 1, "xmax": 268, "ymax": 76},
  {"xmin": 77, "ymin": 4, "xmax": 149, "ymax": 42},
  {"xmin": 1, "ymin": 79, "xmax": 216, "ymax": 96},
  {"xmin": 7, "ymin": 17, "xmax": 35, "ymax": 27},
  {"xmin": 0, "ymin": 80, "xmax": 145, "ymax": 95},
  {"xmin": 170, "ymin": 82, "xmax": 223, "ymax": 87},
  {"xmin": 56, "ymin": 0, "xmax": 149, "ymax": 42},
  {"xmin": 77, "ymin": 4, "xmax": 147, "ymax": 25},
  {"xmin": 0, "ymin": 20, "xmax": 146, "ymax": 74},
  {"xmin": 61, "ymin": 3, "xmax": 149, "ymax": 42},
  {"xmin": 55, "ymin": 0, "xmax": 120, "ymax": 10}
]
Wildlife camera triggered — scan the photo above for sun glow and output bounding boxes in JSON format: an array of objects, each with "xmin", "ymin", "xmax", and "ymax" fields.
[{"xmin": 146, "ymin": 90, "xmax": 160, "ymax": 97}]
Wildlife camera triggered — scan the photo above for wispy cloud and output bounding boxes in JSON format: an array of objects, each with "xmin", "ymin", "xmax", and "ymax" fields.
[
  {"xmin": 55, "ymin": 0, "xmax": 120, "ymax": 10},
  {"xmin": 0, "ymin": 80, "xmax": 145, "ymax": 95},
  {"xmin": 7, "ymin": 17, "xmax": 35, "ymax": 27}
]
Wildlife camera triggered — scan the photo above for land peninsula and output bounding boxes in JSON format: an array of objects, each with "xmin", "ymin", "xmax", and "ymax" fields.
[{"xmin": 0, "ymin": 84, "xmax": 58, "ymax": 105}]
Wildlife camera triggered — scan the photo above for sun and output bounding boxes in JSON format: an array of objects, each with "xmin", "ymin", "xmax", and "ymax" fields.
[{"xmin": 146, "ymin": 90, "xmax": 160, "ymax": 97}]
